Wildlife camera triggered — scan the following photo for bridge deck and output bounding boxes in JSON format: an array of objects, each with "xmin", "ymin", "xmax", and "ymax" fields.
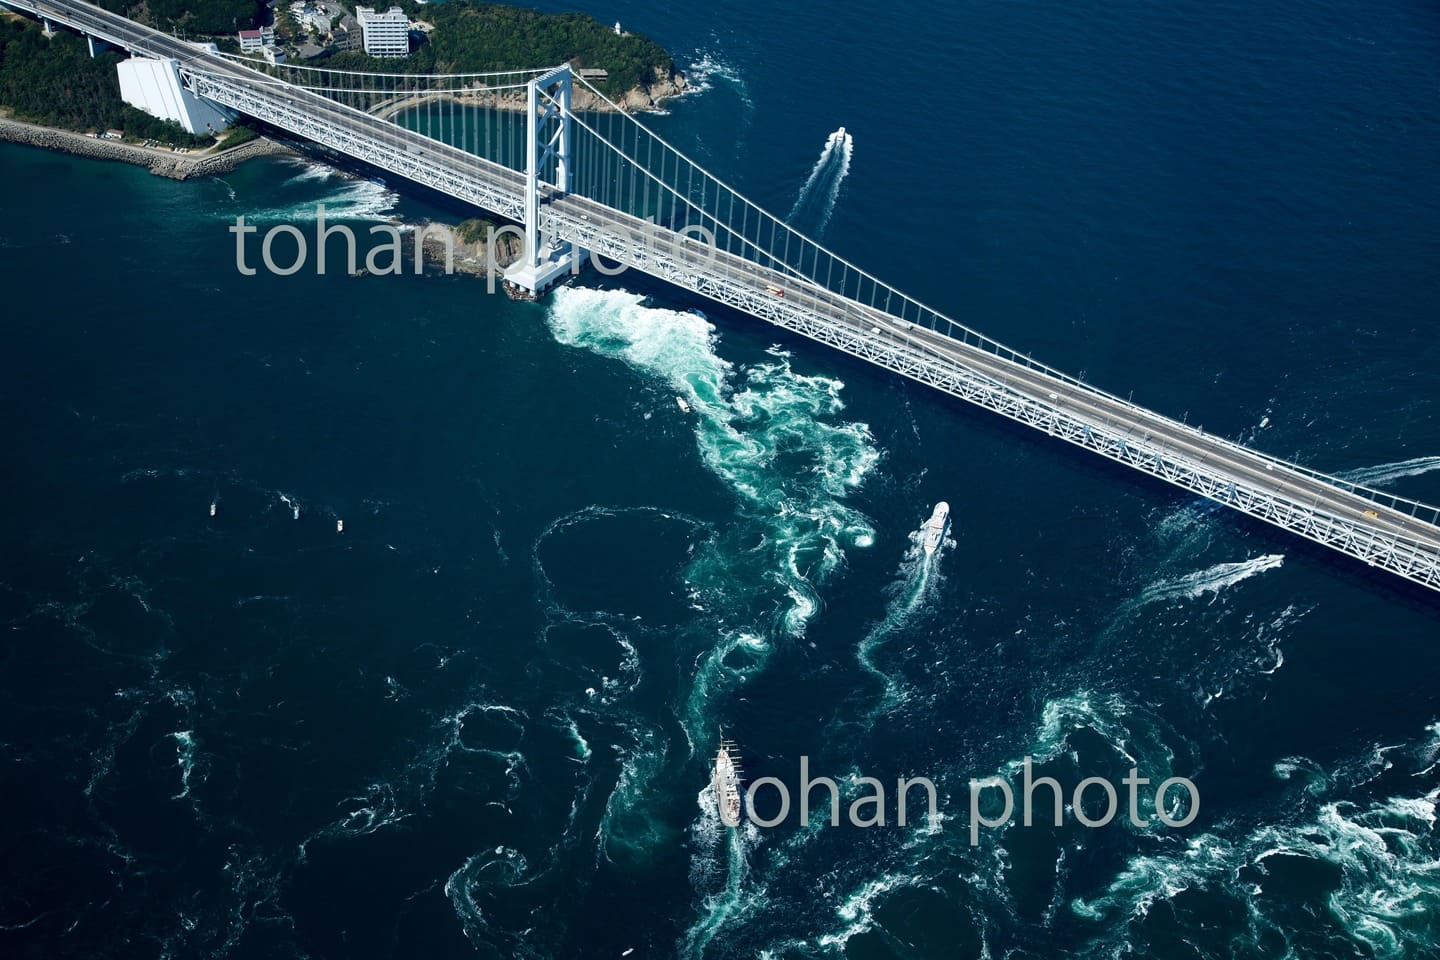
[{"xmin": 12, "ymin": 0, "xmax": 1440, "ymax": 594}]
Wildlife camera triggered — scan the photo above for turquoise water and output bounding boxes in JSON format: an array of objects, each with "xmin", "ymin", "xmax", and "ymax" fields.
[{"xmin": 3, "ymin": 0, "xmax": 1440, "ymax": 957}]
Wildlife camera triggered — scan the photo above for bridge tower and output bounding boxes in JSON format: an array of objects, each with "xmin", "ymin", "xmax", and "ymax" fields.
[{"xmin": 504, "ymin": 63, "xmax": 580, "ymax": 296}]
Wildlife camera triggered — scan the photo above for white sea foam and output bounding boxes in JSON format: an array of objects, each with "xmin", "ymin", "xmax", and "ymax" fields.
[
  {"xmin": 1076, "ymin": 791, "xmax": 1440, "ymax": 959},
  {"xmin": 684, "ymin": 49, "xmax": 753, "ymax": 108},
  {"xmin": 997, "ymin": 690, "xmax": 1195, "ymax": 834},
  {"xmin": 1015, "ymin": 690, "xmax": 1140, "ymax": 768},
  {"xmin": 171, "ymin": 730, "xmax": 199, "ymax": 800},
  {"xmin": 546, "ymin": 286, "xmax": 877, "ymax": 729},
  {"xmin": 236, "ymin": 161, "xmax": 400, "ymax": 223},
  {"xmin": 816, "ymin": 873, "xmax": 921, "ymax": 949},
  {"xmin": 546, "ymin": 286, "xmax": 882, "ymax": 951},
  {"xmin": 280, "ymin": 159, "xmax": 339, "ymax": 185},
  {"xmin": 444, "ymin": 846, "xmax": 536, "ymax": 956},
  {"xmin": 1073, "ymin": 727, "xmax": 1440, "ymax": 959},
  {"xmin": 596, "ymin": 724, "xmax": 670, "ymax": 863}
]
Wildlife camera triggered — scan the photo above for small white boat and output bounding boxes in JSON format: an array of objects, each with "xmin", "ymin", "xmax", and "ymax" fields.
[
  {"xmin": 209, "ymin": 500, "xmax": 217, "ymax": 518},
  {"xmin": 336, "ymin": 519, "xmax": 344, "ymax": 533},
  {"xmin": 921, "ymin": 501, "xmax": 949, "ymax": 556},
  {"xmin": 293, "ymin": 505, "xmax": 301, "ymax": 520},
  {"xmin": 676, "ymin": 396, "xmax": 692, "ymax": 414},
  {"xmin": 1259, "ymin": 416, "xmax": 1271, "ymax": 429}
]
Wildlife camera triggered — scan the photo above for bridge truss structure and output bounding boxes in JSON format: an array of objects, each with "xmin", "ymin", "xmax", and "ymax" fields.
[{"xmin": 5, "ymin": 0, "xmax": 1436, "ymax": 595}]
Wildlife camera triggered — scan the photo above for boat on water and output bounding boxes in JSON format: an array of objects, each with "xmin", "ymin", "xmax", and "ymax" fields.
[
  {"xmin": 921, "ymin": 501, "xmax": 949, "ymax": 555},
  {"xmin": 209, "ymin": 500, "xmax": 217, "ymax": 518},
  {"xmin": 676, "ymin": 395, "xmax": 692, "ymax": 414},
  {"xmin": 713, "ymin": 735, "xmax": 744, "ymax": 827}
]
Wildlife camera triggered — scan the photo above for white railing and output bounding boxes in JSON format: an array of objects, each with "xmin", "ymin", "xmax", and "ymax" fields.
[{"xmin": 13, "ymin": 0, "xmax": 1437, "ymax": 594}]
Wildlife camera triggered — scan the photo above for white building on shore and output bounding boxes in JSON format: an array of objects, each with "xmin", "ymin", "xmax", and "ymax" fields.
[
  {"xmin": 237, "ymin": 26, "xmax": 275, "ymax": 53},
  {"xmin": 356, "ymin": 6, "xmax": 410, "ymax": 58}
]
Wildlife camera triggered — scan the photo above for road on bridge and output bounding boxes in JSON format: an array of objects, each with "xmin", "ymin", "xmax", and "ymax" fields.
[
  {"xmin": 18, "ymin": 0, "xmax": 1440, "ymax": 590},
  {"xmin": 549, "ymin": 187, "xmax": 1440, "ymax": 564}
]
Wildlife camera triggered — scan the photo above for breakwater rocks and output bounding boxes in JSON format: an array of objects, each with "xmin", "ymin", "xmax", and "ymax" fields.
[{"xmin": 0, "ymin": 116, "xmax": 293, "ymax": 178}]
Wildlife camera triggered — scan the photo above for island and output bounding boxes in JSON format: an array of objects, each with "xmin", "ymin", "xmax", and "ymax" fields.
[
  {"xmin": 319, "ymin": 1, "xmax": 686, "ymax": 110},
  {"xmin": 0, "ymin": 0, "xmax": 686, "ymax": 169}
]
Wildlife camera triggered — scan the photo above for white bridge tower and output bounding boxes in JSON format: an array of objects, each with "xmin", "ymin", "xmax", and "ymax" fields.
[{"xmin": 504, "ymin": 64, "xmax": 580, "ymax": 295}]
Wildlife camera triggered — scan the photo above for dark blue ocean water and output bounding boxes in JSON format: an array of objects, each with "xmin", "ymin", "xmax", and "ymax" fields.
[{"xmin": 3, "ymin": 0, "xmax": 1440, "ymax": 957}]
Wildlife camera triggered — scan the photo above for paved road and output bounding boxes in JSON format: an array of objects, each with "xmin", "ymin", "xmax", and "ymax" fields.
[
  {"xmin": 19, "ymin": 0, "xmax": 1440, "ymax": 582},
  {"xmin": 10, "ymin": 0, "xmax": 527, "ymax": 188},
  {"xmin": 550, "ymin": 188, "xmax": 1440, "ymax": 561}
]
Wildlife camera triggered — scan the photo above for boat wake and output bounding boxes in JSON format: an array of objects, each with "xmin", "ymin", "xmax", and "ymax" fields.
[
  {"xmin": 857, "ymin": 511, "xmax": 951, "ymax": 711},
  {"xmin": 787, "ymin": 127, "xmax": 853, "ymax": 236},
  {"xmin": 1338, "ymin": 455, "xmax": 1440, "ymax": 487},
  {"xmin": 1132, "ymin": 554, "xmax": 1285, "ymax": 606},
  {"xmin": 684, "ymin": 790, "xmax": 753, "ymax": 959}
]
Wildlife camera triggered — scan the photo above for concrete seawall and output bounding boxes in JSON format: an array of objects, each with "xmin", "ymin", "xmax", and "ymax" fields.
[{"xmin": 0, "ymin": 116, "xmax": 293, "ymax": 178}]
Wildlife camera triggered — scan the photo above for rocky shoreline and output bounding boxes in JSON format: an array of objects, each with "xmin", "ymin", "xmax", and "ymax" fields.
[
  {"xmin": 0, "ymin": 116, "xmax": 294, "ymax": 179},
  {"xmin": 403, "ymin": 219, "xmax": 524, "ymax": 278},
  {"xmin": 371, "ymin": 66, "xmax": 689, "ymax": 122},
  {"xmin": 582, "ymin": 66, "xmax": 689, "ymax": 112}
]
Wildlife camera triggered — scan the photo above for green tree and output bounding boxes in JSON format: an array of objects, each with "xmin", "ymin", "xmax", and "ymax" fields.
[
  {"xmin": 0, "ymin": 20, "xmax": 214, "ymax": 146},
  {"xmin": 324, "ymin": 1, "xmax": 676, "ymax": 98}
]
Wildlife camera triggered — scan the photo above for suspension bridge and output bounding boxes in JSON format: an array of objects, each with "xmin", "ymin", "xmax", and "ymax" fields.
[{"xmin": 8, "ymin": 0, "xmax": 1440, "ymax": 595}]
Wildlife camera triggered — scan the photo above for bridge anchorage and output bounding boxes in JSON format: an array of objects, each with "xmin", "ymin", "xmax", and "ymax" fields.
[{"xmin": 8, "ymin": 0, "xmax": 1440, "ymax": 597}]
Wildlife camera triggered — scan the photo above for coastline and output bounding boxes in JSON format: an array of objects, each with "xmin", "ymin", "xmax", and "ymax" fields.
[
  {"xmin": 314, "ymin": 66, "xmax": 688, "ymax": 122},
  {"xmin": 3, "ymin": 110, "xmax": 530, "ymax": 280},
  {"xmin": 579, "ymin": 67, "xmax": 689, "ymax": 113},
  {"xmin": 0, "ymin": 59, "xmax": 687, "ymax": 178},
  {"xmin": 0, "ymin": 115, "xmax": 294, "ymax": 178}
]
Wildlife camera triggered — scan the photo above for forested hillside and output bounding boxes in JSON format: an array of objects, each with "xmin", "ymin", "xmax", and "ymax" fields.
[
  {"xmin": 91, "ymin": 0, "xmax": 263, "ymax": 36},
  {"xmin": 0, "ymin": 19, "xmax": 215, "ymax": 145},
  {"xmin": 327, "ymin": 1, "xmax": 676, "ymax": 99}
]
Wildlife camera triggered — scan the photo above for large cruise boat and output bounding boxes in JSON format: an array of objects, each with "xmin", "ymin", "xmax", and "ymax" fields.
[
  {"xmin": 921, "ymin": 501, "xmax": 950, "ymax": 556},
  {"xmin": 713, "ymin": 735, "xmax": 744, "ymax": 827}
]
